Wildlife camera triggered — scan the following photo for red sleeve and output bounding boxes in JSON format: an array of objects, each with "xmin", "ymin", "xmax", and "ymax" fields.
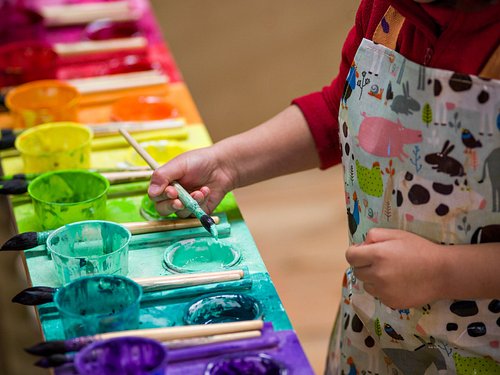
[{"xmin": 292, "ymin": 0, "xmax": 389, "ymax": 169}]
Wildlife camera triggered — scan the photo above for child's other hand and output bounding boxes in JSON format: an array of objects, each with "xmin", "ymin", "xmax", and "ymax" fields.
[
  {"xmin": 148, "ymin": 146, "xmax": 235, "ymax": 217},
  {"xmin": 346, "ymin": 228, "xmax": 444, "ymax": 309}
]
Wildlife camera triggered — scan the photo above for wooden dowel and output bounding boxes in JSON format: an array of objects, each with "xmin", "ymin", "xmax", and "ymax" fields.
[
  {"xmin": 137, "ymin": 270, "xmax": 244, "ymax": 291},
  {"xmin": 134, "ymin": 269, "xmax": 243, "ymax": 285},
  {"xmin": 99, "ymin": 320, "xmax": 264, "ymax": 341},
  {"xmin": 54, "ymin": 37, "xmax": 147, "ymax": 56},
  {"xmin": 124, "ymin": 216, "xmax": 220, "ymax": 234},
  {"xmin": 164, "ymin": 330, "xmax": 261, "ymax": 349},
  {"xmin": 101, "ymin": 170, "xmax": 153, "ymax": 184},
  {"xmin": 119, "ymin": 128, "xmax": 159, "ymax": 168},
  {"xmin": 89, "ymin": 119, "xmax": 186, "ymax": 137}
]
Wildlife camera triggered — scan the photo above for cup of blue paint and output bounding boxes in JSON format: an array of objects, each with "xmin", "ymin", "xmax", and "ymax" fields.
[
  {"xmin": 75, "ymin": 336, "xmax": 168, "ymax": 375},
  {"xmin": 163, "ymin": 238, "xmax": 241, "ymax": 273},
  {"xmin": 184, "ymin": 293, "xmax": 262, "ymax": 325},
  {"xmin": 205, "ymin": 353, "xmax": 288, "ymax": 375},
  {"xmin": 47, "ymin": 220, "xmax": 131, "ymax": 284},
  {"xmin": 54, "ymin": 275, "xmax": 142, "ymax": 338}
]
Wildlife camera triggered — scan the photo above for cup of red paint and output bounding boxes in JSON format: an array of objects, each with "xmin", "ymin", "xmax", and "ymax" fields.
[{"xmin": 75, "ymin": 336, "xmax": 168, "ymax": 375}]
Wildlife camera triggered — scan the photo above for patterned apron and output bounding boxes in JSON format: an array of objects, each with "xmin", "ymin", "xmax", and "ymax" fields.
[{"xmin": 326, "ymin": 7, "xmax": 500, "ymax": 375}]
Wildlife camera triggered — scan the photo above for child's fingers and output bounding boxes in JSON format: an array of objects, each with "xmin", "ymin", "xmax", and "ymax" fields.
[
  {"xmin": 364, "ymin": 228, "xmax": 405, "ymax": 244},
  {"xmin": 149, "ymin": 185, "xmax": 178, "ymax": 202},
  {"xmin": 345, "ymin": 245, "xmax": 373, "ymax": 268}
]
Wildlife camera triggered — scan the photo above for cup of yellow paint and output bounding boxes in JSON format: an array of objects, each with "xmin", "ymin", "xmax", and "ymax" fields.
[
  {"xmin": 6, "ymin": 80, "xmax": 80, "ymax": 128},
  {"xmin": 54, "ymin": 275, "xmax": 142, "ymax": 338},
  {"xmin": 15, "ymin": 122, "xmax": 92, "ymax": 173},
  {"xmin": 28, "ymin": 170, "xmax": 109, "ymax": 230},
  {"xmin": 126, "ymin": 140, "xmax": 188, "ymax": 168},
  {"xmin": 47, "ymin": 220, "xmax": 131, "ymax": 284}
]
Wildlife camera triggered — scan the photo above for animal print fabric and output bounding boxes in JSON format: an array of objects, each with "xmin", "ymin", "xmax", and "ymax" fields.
[{"xmin": 327, "ymin": 38, "xmax": 500, "ymax": 375}]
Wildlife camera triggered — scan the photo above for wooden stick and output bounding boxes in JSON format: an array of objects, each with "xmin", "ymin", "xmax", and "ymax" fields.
[
  {"xmin": 135, "ymin": 270, "xmax": 244, "ymax": 291},
  {"xmin": 99, "ymin": 320, "xmax": 264, "ymax": 341},
  {"xmin": 164, "ymin": 330, "xmax": 261, "ymax": 349},
  {"xmin": 40, "ymin": 1, "xmax": 137, "ymax": 27},
  {"xmin": 67, "ymin": 71, "xmax": 168, "ymax": 95},
  {"xmin": 124, "ymin": 216, "xmax": 220, "ymax": 235},
  {"xmin": 100, "ymin": 170, "xmax": 153, "ymax": 184},
  {"xmin": 89, "ymin": 119, "xmax": 186, "ymax": 137},
  {"xmin": 53, "ymin": 37, "xmax": 147, "ymax": 56},
  {"xmin": 134, "ymin": 269, "xmax": 242, "ymax": 284},
  {"xmin": 119, "ymin": 128, "xmax": 159, "ymax": 168}
]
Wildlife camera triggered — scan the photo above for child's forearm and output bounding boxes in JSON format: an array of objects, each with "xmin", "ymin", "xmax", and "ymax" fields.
[
  {"xmin": 213, "ymin": 105, "xmax": 320, "ymax": 189},
  {"xmin": 439, "ymin": 242, "xmax": 500, "ymax": 300}
]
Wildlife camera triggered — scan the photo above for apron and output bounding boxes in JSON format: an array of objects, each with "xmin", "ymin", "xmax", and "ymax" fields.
[{"xmin": 327, "ymin": 6, "xmax": 500, "ymax": 375}]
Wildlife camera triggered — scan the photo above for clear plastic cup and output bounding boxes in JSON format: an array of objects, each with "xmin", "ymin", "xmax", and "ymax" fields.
[
  {"xmin": 54, "ymin": 275, "xmax": 142, "ymax": 338},
  {"xmin": 6, "ymin": 80, "xmax": 80, "ymax": 128},
  {"xmin": 75, "ymin": 336, "xmax": 168, "ymax": 375},
  {"xmin": 47, "ymin": 220, "xmax": 131, "ymax": 284},
  {"xmin": 28, "ymin": 170, "xmax": 109, "ymax": 230},
  {"xmin": 15, "ymin": 122, "xmax": 92, "ymax": 173}
]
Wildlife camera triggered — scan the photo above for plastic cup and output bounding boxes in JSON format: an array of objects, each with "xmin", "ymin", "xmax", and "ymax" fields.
[
  {"xmin": 184, "ymin": 293, "xmax": 262, "ymax": 325},
  {"xmin": 205, "ymin": 353, "xmax": 288, "ymax": 375},
  {"xmin": 47, "ymin": 220, "xmax": 131, "ymax": 284},
  {"xmin": 163, "ymin": 238, "xmax": 241, "ymax": 273},
  {"xmin": 75, "ymin": 337, "xmax": 168, "ymax": 375},
  {"xmin": 6, "ymin": 80, "xmax": 80, "ymax": 128},
  {"xmin": 127, "ymin": 140, "xmax": 188, "ymax": 168},
  {"xmin": 54, "ymin": 275, "xmax": 142, "ymax": 338},
  {"xmin": 15, "ymin": 122, "xmax": 92, "ymax": 173},
  {"xmin": 111, "ymin": 95, "xmax": 179, "ymax": 121},
  {"xmin": 28, "ymin": 170, "xmax": 109, "ymax": 230}
]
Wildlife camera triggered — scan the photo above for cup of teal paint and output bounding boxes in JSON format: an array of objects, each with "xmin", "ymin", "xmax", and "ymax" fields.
[
  {"xmin": 54, "ymin": 275, "xmax": 142, "ymax": 338},
  {"xmin": 184, "ymin": 293, "xmax": 262, "ymax": 325},
  {"xmin": 47, "ymin": 220, "xmax": 131, "ymax": 284},
  {"xmin": 75, "ymin": 337, "xmax": 168, "ymax": 375},
  {"xmin": 163, "ymin": 238, "xmax": 241, "ymax": 273},
  {"xmin": 28, "ymin": 170, "xmax": 109, "ymax": 230}
]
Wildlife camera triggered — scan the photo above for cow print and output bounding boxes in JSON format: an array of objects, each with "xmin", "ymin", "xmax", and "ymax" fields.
[{"xmin": 447, "ymin": 299, "xmax": 500, "ymax": 338}]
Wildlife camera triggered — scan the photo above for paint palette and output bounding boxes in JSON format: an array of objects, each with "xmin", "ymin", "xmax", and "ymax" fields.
[{"xmin": 163, "ymin": 238, "xmax": 242, "ymax": 273}]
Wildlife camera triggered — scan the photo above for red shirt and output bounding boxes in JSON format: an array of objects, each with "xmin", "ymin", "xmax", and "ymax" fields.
[{"xmin": 292, "ymin": 0, "xmax": 500, "ymax": 169}]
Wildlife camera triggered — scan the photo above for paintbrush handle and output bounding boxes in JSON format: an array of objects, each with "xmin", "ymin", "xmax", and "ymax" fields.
[
  {"xmin": 124, "ymin": 216, "xmax": 220, "ymax": 234},
  {"xmin": 165, "ymin": 330, "xmax": 262, "ymax": 349},
  {"xmin": 119, "ymin": 128, "xmax": 160, "ymax": 168},
  {"xmin": 134, "ymin": 269, "xmax": 243, "ymax": 284},
  {"xmin": 135, "ymin": 270, "xmax": 244, "ymax": 291},
  {"xmin": 99, "ymin": 320, "xmax": 264, "ymax": 341},
  {"xmin": 53, "ymin": 37, "xmax": 147, "ymax": 56},
  {"xmin": 101, "ymin": 170, "xmax": 153, "ymax": 184}
]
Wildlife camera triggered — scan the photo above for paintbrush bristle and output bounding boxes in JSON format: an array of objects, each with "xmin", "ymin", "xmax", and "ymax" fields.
[
  {"xmin": 0, "ymin": 179, "xmax": 29, "ymax": 194},
  {"xmin": 26, "ymin": 341, "xmax": 69, "ymax": 356},
  {"xmin": 12, "ymin": 286, "xmax": 56, "ymax": 306},
  {"xmin": 200, "ymin": 214, "xmax": 216, "ymax": 234},
  {"xmin": 34, "ymin": 354, "xmax": 72, "ymax": 368},
  {"xmin": 1, "ymin": 232, "xmax": 39, "ymax": 251}
]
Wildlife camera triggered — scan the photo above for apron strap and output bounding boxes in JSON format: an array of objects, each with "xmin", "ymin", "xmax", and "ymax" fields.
[
  {"xmin": 372, "ymin": 5, "xmax": 500, "ymax": 80},
  {"xmin": 372, "ymin": 5, "xmax": 405, "ymax": 50}
]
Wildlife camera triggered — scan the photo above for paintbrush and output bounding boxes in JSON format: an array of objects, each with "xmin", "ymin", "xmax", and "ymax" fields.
[
  {"xmin": 25, "ymin": 319, "xmax": 264, "ymax": 356},
  {"xmin": 1, "ymin": 216, "xmax": 221, "ymax": 251},
  {"xmin": 12, "ymin": 270, "xmax": 244, "ymax": 306},
  {"xmin": 0, "ymin": 170, "xmax": 153, "ymax": 195},
  {"xmin": 119, "ymin": 128, "xmax": 218, "ymax": 239},
  {"xmin": 0, "ymin": 166, "xmax": 151, "ymax": 181},
  {"xmin": 34, "ymin": 330, "xmax": 274, "ymax": 368}
]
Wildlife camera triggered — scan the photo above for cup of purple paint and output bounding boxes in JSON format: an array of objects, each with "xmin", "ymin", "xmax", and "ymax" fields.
[
  {"xmin": 205, "ymin": 353, "xmax": 288, "ymax": 375},
  {"xmin": 75, "ymin": 336, "xmax": 168, "ymax": 375}
]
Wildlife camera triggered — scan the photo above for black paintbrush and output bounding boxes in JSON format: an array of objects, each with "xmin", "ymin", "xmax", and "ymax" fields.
[
  {"xmin": 0, "ymin": 179, "xmax": 30, "ymax": 194},
  {"xmin": 0, "ymin": 170, "xmax": 153, "ymax": 195},
  {"xmin": 12, "ymin": 270, "xmax": 244, "ymax": 306},
  {"xmin": 0, "ymin": 216, "xmax": 221, "ymax": 251}
]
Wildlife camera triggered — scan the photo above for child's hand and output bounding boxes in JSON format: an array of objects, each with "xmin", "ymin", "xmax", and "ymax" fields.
[
  {"xmin": 148, "ymin": 146, "xmax": 235, "ymax": 217},
  {"xmin": 346, "ymin": 228, "xmax": 444, "ymax": 309}
]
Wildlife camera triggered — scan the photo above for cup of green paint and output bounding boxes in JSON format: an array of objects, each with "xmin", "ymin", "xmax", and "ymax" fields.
[
  {"xmin": 54, "ymin": 275, "xmax": 142, "ymax": 339},
  {"xmin": 184, "ymin": 293, "xmax": 262, "ymax": 325},
  {"xmin": 163, "ymin": 238, "xmax": 241, "ymax": 273},
  {"xmin": 47, "ymin": 220, "xmax": 131, "ymax": 284},
  {"xmin": 15, "ymin": 122, "xmax": 92, "ymax": 173},
  {"xmin": 28, "ymin": 170, "xmax": 109, "ymax": 230}
]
